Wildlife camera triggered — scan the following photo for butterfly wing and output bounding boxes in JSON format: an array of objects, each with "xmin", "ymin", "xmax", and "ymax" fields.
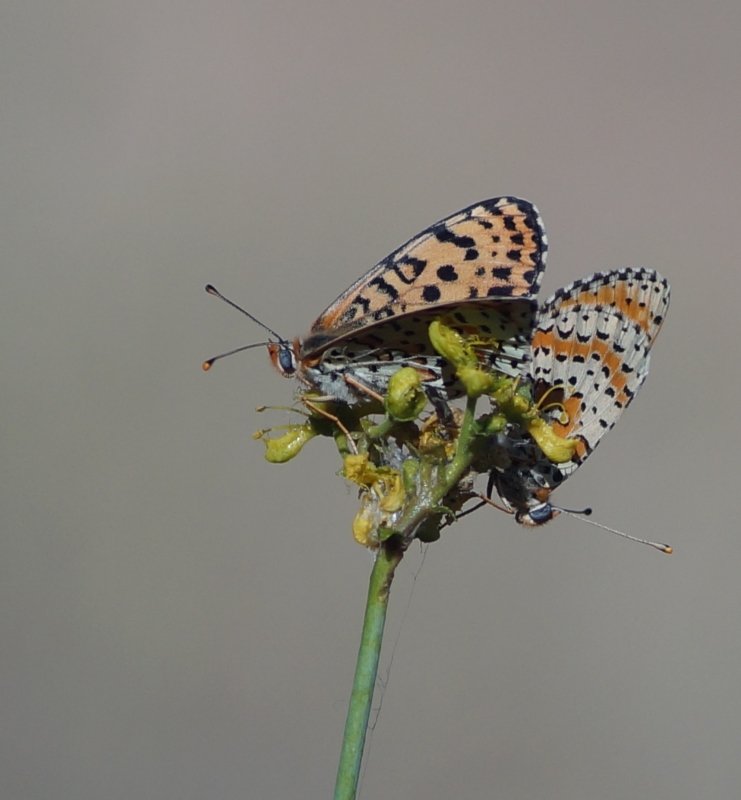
[
  {"xmin": 542, "ymin": 268, "xmax": 669, "ymax": 346},
  {"xmin": 299, "ymin": 300, "xmax": 537, "ymax": 403},
  {"xmin": 531, "ymin": 268, "xmax": 670, "ymax": 474},
  {"xmin": 531, "ymin": 304, "xmax": 652, "ymax": 476},
  {"xmin": 302, "ymin": 197, "xmax": 547, "ymax": 355},
  {"xmin": 492, "ymin": 269, "xmax": 670, "ymax": 523}
]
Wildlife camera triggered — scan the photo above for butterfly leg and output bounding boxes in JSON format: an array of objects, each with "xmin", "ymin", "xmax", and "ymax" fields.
[
  {"xmin": 468, "ymin": 493, "xmax": 514, "ymax": 516},
  {"xmin": 454, "ymin": 470, "xmax": 514, "ymax": 521},
  {"xmin": 424, "ymin": 387, "xmax": 456, "ymax": 429},
  {"xmin": 342, "ymin": 375, "xmax": 385, "ymax": 404},
  {"xmin": 479, "ymin": 469, "xmax": 514, "ymax": 514},
  {"xmin": 301, "ymin": 398, "xmax": 359, "ymax": 455}
]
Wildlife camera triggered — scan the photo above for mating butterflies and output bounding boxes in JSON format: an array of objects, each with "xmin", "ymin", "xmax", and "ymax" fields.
[{"xmin": 206, "ymin": 201, "xmax": 670, "ymax": 536}]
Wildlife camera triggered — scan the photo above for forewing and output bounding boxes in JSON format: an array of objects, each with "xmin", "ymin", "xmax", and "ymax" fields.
[{"xmin": 304, "ymin": 197, "xmax": 547, "ymax": 352}]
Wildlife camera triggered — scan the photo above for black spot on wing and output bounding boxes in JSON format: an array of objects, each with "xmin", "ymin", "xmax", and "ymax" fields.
[
  {"xmin": 437, "ymin": 265, "xmax": 458, "ymax": 282},
  {"xmin": 369, "ymin": 276, "xmax": 399, "ymax": 300},
  {"xmin": 435, "ymin": 227, "xmax": 476, "ymax": 249},
  {"xmin": 522, "ymin": 269, "xmax": 536, "ymax": 286}
]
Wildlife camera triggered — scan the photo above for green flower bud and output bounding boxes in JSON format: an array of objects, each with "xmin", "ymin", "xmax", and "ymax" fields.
[
  {"xmin": 490, "ymin": 378, "xmax": 532, "ymax": 422},
  {"xmin": 456, "ymin": 364, "xmax": 499, "ymax": 398},
  {"xmin": 385, "ymin": 367, "xmax": 427, "ymax": 421},
  {"xmin": 262, "ymin": 422, "xmax": 317, "ymax": 463},
  {"xmin": 483, "ymin": 413, "xmax": 508, "ymax": 434},
  {"xmin": 428, "ymin": 319, "xmax": 471, "ymax": 368},
  {"xmin": 429, "ymin": 319, "xmax": 500, "ymax": 398}
]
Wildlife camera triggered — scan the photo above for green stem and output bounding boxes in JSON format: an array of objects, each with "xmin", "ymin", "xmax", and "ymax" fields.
[
  {"xmin": 445, "ymin": 393, "xmax": 479, "ymax": 483},
  {"xmin": 334, "ymin": 539, "xmax": 405, "ymax": 800},
  {"xmin": 364, "ymin": 414, "xmax": 397, "ymax": 439},
  {"xmin": 387, "ymin": 394, "xmax": 480, "ymax": 540},
  {"xmin": 334, "ymin": 393, "xmax": 481, "ymax": 797}
]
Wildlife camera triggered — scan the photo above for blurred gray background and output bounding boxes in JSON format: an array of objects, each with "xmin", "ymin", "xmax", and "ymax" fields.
[{"xmin": 3, "ymin": 1, "xmax": 740, "ymax": 798}]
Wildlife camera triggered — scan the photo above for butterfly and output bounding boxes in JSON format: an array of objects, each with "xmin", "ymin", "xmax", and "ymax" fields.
[
  {"xmin": 490, "ymin": 268, "xmax": 670, "ymax": 525},
  {"xmin": 253, "ymin": 197, "xmax": 549, "ymax": 404}
]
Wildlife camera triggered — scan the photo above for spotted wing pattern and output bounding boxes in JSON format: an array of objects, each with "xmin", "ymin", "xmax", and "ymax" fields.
[
  {"xmin": 543, "ymin": 268, "xmax": 669, "ymax": 346},
  {"xmin": 493, "ymin": 268, "xmax": 670, "ymax": 524},
  {"xmin": 531, "ymin": 302, "xmax": 652, "ymax": 473},
  {"xmin": 278, "ymin": 197, "xmax": 547, "ymax": 402},
  {"xmin": 302, "ymin": 197, "xmax": 547, "ymax": 354},
  {"xmin": 300, "ymin": 300, "xmax": 537, "ymax": 403}
]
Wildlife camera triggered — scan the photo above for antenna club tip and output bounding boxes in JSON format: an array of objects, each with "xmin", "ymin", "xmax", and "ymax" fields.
[
  {"xmin": 583, "ymin": 507, "xmax": 593, "ymax": 516},
  {"xmin": 205, "ymin": 284, "xmax": 217, "ymax": 295},
  {"xmin": 202, "ymin": 360, "xmax": 214, "ymax": 371},
  {"xmin": 661, "ymin": 545, "xmax": 673, "ymax": 555}
]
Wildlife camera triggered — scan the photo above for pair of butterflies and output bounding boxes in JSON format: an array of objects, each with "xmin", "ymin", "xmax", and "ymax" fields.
[{"xmin": 211, "ymin": 197, "xmax": 669, "ymax": 526}]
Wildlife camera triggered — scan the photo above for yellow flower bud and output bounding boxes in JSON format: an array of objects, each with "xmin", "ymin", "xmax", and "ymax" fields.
[
  {"xmin": 343, "ymin": 453, "xmax": 374, "ymax": 484},
  {"xmin": 490, "ymin": 378, "xmax": 533, "ymax": 421},
  {"xmin": 525, "ymin": 417, "xmax": 579, "ymax": 464},
  {"xmin": 378, "ymin": 470, "xmax": 405, "ymax": 513},
  {"xmin": 343, "ymin": 454, "xmax": 406, "ymax": 547},
  {"xmin": 352, "ymin": 497, "xmax": 377, "ymax": 547}
]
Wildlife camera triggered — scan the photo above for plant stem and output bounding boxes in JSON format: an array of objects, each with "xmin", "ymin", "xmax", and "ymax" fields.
[
  {"xmin": 334, "ymin": 395, "xmax": 480, "ymax": 797},
  {"xmin": 333, "ymin": 539, "xmax": 405, "ymax": 800},
  {"xmin": 445, "ymin": 394, "xmax": 479, "ymax": 483}
]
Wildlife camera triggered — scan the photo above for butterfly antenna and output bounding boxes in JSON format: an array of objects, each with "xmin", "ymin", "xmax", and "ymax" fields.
[
  {"xmin": 205, "ymin": 284, "xmax": 286, "ymax": 342},
  {"xmin": 555, "ymin": 508, "xmax": 673, "ymax": 554},
  {"xmin": 558, "ymin": 505, "xmax": 593, "ymax": 516},
  {"xmin": 202, "ymin": 341, "xmax": 272, "ymax": 371}
]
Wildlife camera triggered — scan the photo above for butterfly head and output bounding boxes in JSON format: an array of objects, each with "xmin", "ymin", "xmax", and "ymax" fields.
[
  {"xmin": 204, "ymin": 285, "xmax": 300, "ymax": 374},
  {"xmin": 515, "ymin": 500, "xmax": 560, "ymax": 527},
  {"xmin": 508, "ymin": 479, "xmax": 563, "ymax": 526},
  {"xmin": 267, "ymin": 339, "xmax": 300, "ymax": 378}
]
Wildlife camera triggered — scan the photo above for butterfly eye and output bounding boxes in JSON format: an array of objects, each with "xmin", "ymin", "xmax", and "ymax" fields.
[
  {"xmin": 278, "ymin": 345, "xmax": 296, "ymax": 375},
  {"xmin": 523, "ymin": 503, "xmax": 555, "ymax": 525}
]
